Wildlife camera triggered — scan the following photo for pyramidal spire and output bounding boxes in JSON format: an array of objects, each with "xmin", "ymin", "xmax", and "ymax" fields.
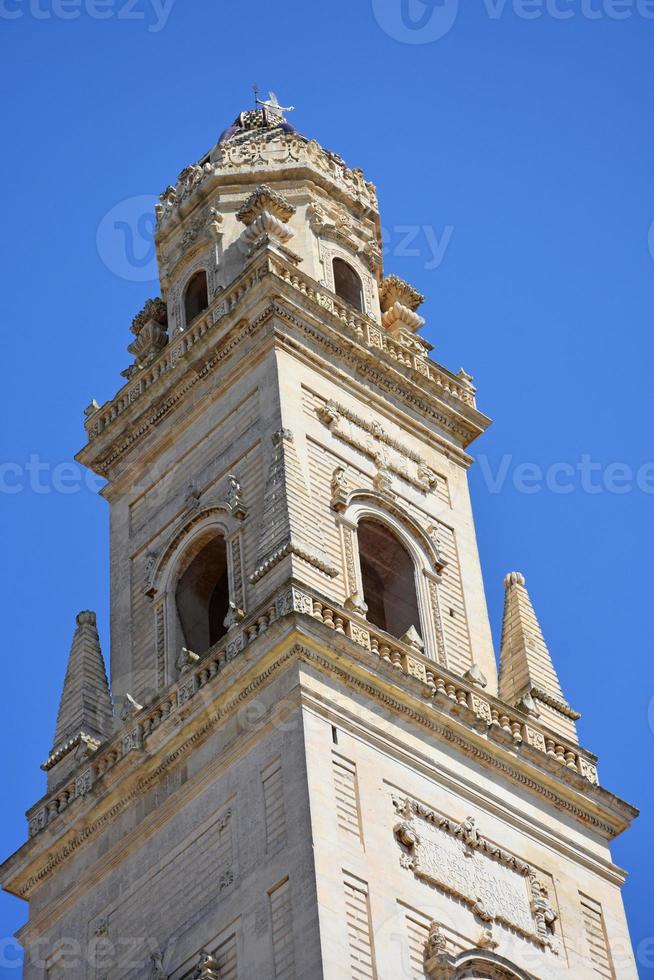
[
  {"xmin": 499, "ymin": 572, "xmax": 580, "ymax": 743},
  {"xmin": 45, "ymin": 612, "xmax": 113, "ymax": 785}
]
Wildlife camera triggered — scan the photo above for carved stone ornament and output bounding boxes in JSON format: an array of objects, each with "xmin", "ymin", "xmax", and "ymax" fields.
[
  {"xmin": 400, "ymin": 625, "xmax": 424, "ymax": 653},
  {"xmin": 392, "ymin": 796, "xmax": 560, "ymax": 952},
  {"xmin": 373, "ymin": 462, "xmax": 394, "ymax": 496},
  {"xmin": 381, "ymin": 300, "xmax": 426, "ymax": 336},
  {"xmin": 192, "ymin": 949, "xmax": 221, "ymax": 980},
  {"xmin": 236, "ymin": 183, "xmax": 295, "ymax": 225},
  {"xmin": 149, "ymin": 948, "xmax": 167, "ymax": 979},
  {"xmin": 225, "ymin": 473, "xmax": 246, "ymax": 519},
  {"xmin": 477, "ymin": 928, "xmax": 499, "ymax": 951},
  {"xmin": 240, "ymin": 211, "xmax": 294, "ymax": 252},
  {"xmin": 358, "ymin": 237, "xmax": 383, "ymax": 274},
  {"xmin": 379, "ymin": 273, "xmax": 425, "ymax": 313},
  {"xmin": 120, "ymin": 693, "xmax": 143, "ymax": 722},
  {"xmin": 127, "ymin": 319, "xmax": 168, "ymax": 365},
  {"xmin": 317, "ymin": 398, "xmax": 441, "ymax": 494},
  {"xmin": 207, "ymin": 206, "xmax": 224, "ymax": 240},
  {"xmin": 176, "ymin": 647, "xmax": 200, "ymax": 675},
  {"xmin": 425, "ymin": 921, "xmax": 448, "ymax": 958},
  {"xmin": 330, "ymin": 465, "xmax": 348, "ymax": 511},
  {"xmin": 184, "ymin": 482, "xmax": 202, "ymax": 511},
  {"xmin": 131, "ymin": 297, "xmax": 168, "ymax": 337}
]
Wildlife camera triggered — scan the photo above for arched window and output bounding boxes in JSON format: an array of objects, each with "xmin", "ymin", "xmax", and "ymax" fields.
[
  {"xmin": 175, "ymin": 533, "xmax": 229, "ymax": 655},
  {"xmin": 357, "ymin": 518, "xmax": 421, "ymax": 640},
  {"xmin": 333, "ymin": 257, "xmax": 363, "ymax": 312},
  {"xmin": 184, "ymin": 269, "xmax": 209, "ymax": 326}
]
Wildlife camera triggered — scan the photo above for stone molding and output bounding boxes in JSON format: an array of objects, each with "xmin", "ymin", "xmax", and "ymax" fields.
[
  {"xmin": 79, "ymin": 251, "xmax": 486, "ymax": 479},
  {"xmin": 14, "ymin": 582, "xmax": 634, "ymax": 901},
  {"xmin": 6, "ymin": 609, "xmax": 632, "ymax": 903},
  {"xmin": 154, "ymin": 131, "xmax": 378, "ymax": 241}
]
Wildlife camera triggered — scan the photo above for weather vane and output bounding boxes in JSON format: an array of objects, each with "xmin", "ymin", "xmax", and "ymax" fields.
[{"xmin": 255, "ymin": 90, "xmax": 295, "ymax": 124}]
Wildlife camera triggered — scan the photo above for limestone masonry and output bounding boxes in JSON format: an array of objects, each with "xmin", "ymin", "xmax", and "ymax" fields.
[{"xmin": 1, "ymin": 99, "xmax": 638, "ymax": 979}]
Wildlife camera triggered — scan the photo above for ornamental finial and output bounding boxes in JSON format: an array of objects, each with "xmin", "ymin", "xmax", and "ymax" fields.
[{"xmin": 504, "ymin": 571, "xmax": 526, "ymax": 589}]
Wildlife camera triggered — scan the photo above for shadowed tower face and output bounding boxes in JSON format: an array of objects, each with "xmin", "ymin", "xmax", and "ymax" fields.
[{"xmin": 0, "ymin": 101, "xmax": 638, "ymax": 980}]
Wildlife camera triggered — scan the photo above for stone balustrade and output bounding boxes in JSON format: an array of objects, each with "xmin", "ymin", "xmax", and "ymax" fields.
[
  {"xmin": 27, "ymin": 585, "xmax": 599, "ymax": 841},
  {"xmin": 84, "ymin": 252, "xmax": 476, "ymax": 447}
]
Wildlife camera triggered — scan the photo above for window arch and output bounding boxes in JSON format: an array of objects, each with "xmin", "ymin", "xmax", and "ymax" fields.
[
  {"xmin": 337, "ymin": 492, "xmax": 447, "ymax": 663},
  {"xmin": 333, "ymin": 257, "xmax": 363, "ymax": 312},
  {"xmin": 184, "ymin": 269, "xmax": 209, "ymax": 326},
  {"xmin": 358, "ymin": 518, "xmax": 421, "ymax": 640},
  {"xmin": 175, "ymin": 531, "xmax": 229, "ymax": 655}
]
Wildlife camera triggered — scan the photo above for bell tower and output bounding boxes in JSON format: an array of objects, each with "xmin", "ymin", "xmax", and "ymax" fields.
[{"xmin": 1, "ymin": 102, "xmax": 638, "ymax": 979}]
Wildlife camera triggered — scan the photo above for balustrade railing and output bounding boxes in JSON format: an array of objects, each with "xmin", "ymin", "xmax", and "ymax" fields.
[{"xmin": 28, "ymin": 584, "xmax": 599, "ymax": 840}]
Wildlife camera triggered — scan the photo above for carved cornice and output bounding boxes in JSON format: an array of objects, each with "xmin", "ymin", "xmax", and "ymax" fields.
[
  {"xmin": 154, "ymin": 131, "xmax": 378, "ymax": 243},
  {"xmin": 6, "ymin": 584, "xmax": 635, "ymax": 905},
  {"xmin": 3, "ymin": 609, "xmax": 635, "ymax": 902},
  {"xmin": 78, "ymin": 251, "xmax": 489, "ymax": 478}
]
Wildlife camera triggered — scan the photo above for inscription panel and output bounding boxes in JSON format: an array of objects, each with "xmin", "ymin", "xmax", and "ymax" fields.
[{"xmin": 392, "ymin": 796, "xmax": 560, "ymax": 953}]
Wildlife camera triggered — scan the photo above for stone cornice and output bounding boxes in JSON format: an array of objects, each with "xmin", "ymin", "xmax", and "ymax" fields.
[
  {"xmin": 79, "ymin": 251, "xmax": 489, "ymax": 479},
  {"xmin": 1, "ymin": 588, "xmax": 636, "ymax": 903},
  {"xmin": 154, "ymin": 130, "xmax": 379, "ymax": 247}
]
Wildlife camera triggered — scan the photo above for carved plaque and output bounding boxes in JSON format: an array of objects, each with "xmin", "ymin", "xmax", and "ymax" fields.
[{"xmin": 393, "ymin": 797, "xmax": 559, "ymax": 951}]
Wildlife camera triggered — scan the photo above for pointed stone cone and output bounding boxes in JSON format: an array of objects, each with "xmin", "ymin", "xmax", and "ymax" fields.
[
  {"xmin": 499, "ymin": 573, "xmax": 579, "ymax": 743},
  {"xmin": 52, "ymin": 611, "xmax": 113, "ymax": 750}
]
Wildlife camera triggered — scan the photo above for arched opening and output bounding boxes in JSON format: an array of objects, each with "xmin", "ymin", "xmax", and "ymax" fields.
[
  {"xmin": 357, "ymin": 518, "xmax": 421, "ymax": 639},
  {"xmin": 175, "ymin": 534, "xmax": 229, "ymax": 655},
  {"xmin": 184, "ymin": 269, "xmax": 209, "ymax": 326},
  {"xmin": 333, "ymin": 257, "xmax": 363, "ymax": 312}
]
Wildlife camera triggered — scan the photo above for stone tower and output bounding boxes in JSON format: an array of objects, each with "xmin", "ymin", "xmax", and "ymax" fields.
[{"xmin": 1, "ymin": 103, "xmax": 638, "ymax": 979}]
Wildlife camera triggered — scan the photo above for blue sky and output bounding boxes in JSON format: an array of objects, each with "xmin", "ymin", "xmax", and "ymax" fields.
[{"xmin": 1, "ymin": 0, "xmax": 653, "ymax": 973}]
